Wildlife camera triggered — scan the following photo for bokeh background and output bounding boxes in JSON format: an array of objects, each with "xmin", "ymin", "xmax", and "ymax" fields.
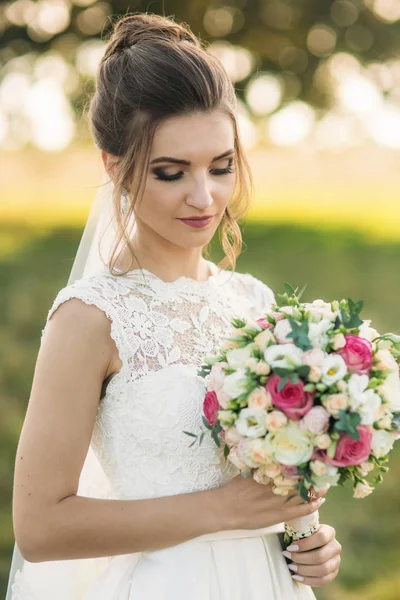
[{"xmin": 1, "ymin": 1, "xmax": 400, "ymax": 598}]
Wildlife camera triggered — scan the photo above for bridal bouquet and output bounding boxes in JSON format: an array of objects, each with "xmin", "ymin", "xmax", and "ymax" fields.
[{"xmin": 184, "ymin": 283, "xmax": 400, "ymax": 546}]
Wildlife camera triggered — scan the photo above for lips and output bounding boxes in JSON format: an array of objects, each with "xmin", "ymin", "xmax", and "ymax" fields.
[{"xmin": 178, "ymin": 216, "xmax": 214, "ymax": 229}]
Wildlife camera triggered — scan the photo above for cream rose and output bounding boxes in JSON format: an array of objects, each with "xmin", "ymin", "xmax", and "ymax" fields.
[
  {"xmin": 248, "ymin": 387, "xmax": 273, "ymax": 410},
  {"xmin": 308, "ymin": 365, "xmax": 322, "ymax": 383},
  {"xmin": 312, "ymin": 465, "xmax": 340, "ymax": 488},
  {"xmin": 265, "ymin": 410, "xmax": 288, "ymax": 431},
  {"xmin": 255, "ymin": 362, "xmax": 271, "ymax": 376},
  {"xmin": 310, "ymin": 460, "xmax": 329, "ymax": 477},
  {"xmin": 253, "ymin": 465, "xmax": 273, "ymax": 485},
  {"xmin": 264, "ymin": 461, "xmax": 282, "ymax": 478},
  {"xmin": 247, "ymin": 438, "xmax": 273, "ymax": 465},
  {"xmin": 332, "ymin": 333, "xmax": 346, "ymax": 350},
  {"xmin": 224, "ymin": 426, "xmax": 242, "ymax": 445},
  {"xmin": 315, "ymin": 433, "xmax": 332, "ymax": 449},
  {"xmin": 374, "ymin": 349, "xmax": 398, "ymax": 373},
  {"xmin": 302, "ymin": 348, "xmax": 326, "ymax": 367},
  {"xmin": 323, "ymin": 393, "xmax": 349, "ymax": 417},
  {"xmin": 265, "ymin": 423, "xmax": 314, "ymax": 466},
  {"xmin": 254, "ymin": 329, "xmax": 275, "ymax": 353},
  {"xmin": 353, "ymin": 482, "xmax": 374, "ymax": 498},
  {"xmin": 300, "ymin": 405, "xmax": 330, "ymax": 434}
]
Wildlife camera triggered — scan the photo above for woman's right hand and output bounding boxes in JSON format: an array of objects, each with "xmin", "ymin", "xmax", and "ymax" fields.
[{"xmin": 215, "ymin": 474, "xmax": 328, "ymax": 531}]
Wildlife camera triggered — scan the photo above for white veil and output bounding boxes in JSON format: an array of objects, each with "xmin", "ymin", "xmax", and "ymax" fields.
[{"xmin": 5, "ymin": 174, "xmax": 129, "ymax": 600}]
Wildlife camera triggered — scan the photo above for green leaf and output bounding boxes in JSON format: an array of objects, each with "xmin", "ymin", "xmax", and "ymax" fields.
[
  {"xmin": 333, "ymin": 410, "xmax": 361, "ymax": 439},
  {"xmin": 202, "ymin": 416, "xmax": 213, "ymax": 430},
  {"xmin": 273, "ymin": 367, "xmax": 293, "ymax": 378},
  {"xmin": 223, "ymin": 443, "xmax": 230, "ymax": 457},
  {"xmin": 297, "ymin": 284, "xmax": 307, "ymax": 301},
  {"xmin": 211, "ymin": 428, "xmax": 221, "ymax": 447},
  {"xmin": 284, "ymin": 282, "xmax": 296, "ymax": 296},
  {"xmin": 183, "ymin": 431, "xmax": 198, "ymax": 438},
  {"xmin": 297, "ymin": 365, "xmax": 311, "ymax": 379},
  {"xmin": 278, "ymin": 375, "xmax": 289, "ymax": 392},
  {"xmin": 287, "ymin": 318, "xmax": 313, "ymax": 351},
  {"xmin": 290, "ymin": 373, "xmax": 299, "ymax": 384}
]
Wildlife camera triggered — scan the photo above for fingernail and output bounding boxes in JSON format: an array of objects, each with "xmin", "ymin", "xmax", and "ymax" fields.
[
  {"xmin": 282, "ymin": 550, "xmax": 291, "ymax": 559},
  {"xmin": 286, "ymin": 544, "xmax": 299, "ymax": 551},
  {"xmin": 288, "ymin": 563, "xmax": 298, "ymax": 572},
  {"xmin": 292, "ymin": 574, "xmax": 304, "ymax": 582},
  {"xmin": 319, "ymin": 498, "xmax": 326, "ymax": 505}
]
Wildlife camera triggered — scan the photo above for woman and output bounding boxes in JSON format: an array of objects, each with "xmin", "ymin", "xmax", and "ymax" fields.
[{"xmin": 7, "ymin": 12, "xmax": 341, "ymax": 599}]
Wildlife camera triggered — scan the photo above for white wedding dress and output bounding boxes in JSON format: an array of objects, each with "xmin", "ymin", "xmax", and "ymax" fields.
[{"xmin": 9, "ymin": 260, "xmax": 316, "ymax": 600}]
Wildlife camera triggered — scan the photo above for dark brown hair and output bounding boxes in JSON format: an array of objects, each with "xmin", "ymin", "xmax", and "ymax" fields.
[{"xmin": 86, "ymin": 12, "xmax": 254, "ymax": 276}]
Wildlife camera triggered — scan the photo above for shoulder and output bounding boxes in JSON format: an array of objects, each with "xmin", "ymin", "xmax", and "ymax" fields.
[{"xmin": 40, "ymin": 272, "xmax": 121, "ymax": 348}]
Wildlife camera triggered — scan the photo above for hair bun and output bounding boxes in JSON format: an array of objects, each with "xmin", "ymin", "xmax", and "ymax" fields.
[{"xmin": 104, "ymin": 13, "xmax": 199, "ymax": 58}]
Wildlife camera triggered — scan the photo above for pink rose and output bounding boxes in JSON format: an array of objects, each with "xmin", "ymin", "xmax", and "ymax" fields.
[
  {"xmin": 266, "ymin": 374, "xmax": 314, "ymax": 421},
  {"xmin": 319, "ymin": 425, "xmax": 373, "ymax": 467},
  {"xmin": 300, "ymin": 406, "xmax": 330, "ymax": 434},
  {"xmin": 203, "ymin": 391, "xmax": 220, "ymax": 428},
  {"xmin": 338, "ymin": 334, "xmax": 373, "ymax": 375},
  {"xmin": 256, "ymin": 317, "xmax": 273, "ymax": 330}
]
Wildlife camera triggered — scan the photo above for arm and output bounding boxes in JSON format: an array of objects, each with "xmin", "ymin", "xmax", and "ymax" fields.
[{"xmin": 13, "ymin": 298, "xmax": 224, "ymax": 563}]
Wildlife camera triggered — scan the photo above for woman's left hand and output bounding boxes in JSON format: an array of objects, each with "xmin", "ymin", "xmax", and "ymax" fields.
[{"xmin": 282, "ymin": 524, "xmax": 342, "ymax": 587}]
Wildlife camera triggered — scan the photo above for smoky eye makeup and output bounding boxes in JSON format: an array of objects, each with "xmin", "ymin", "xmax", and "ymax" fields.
[{"xmin": 151, "ymin": 157, "xmax": 235, "ymax": 182}]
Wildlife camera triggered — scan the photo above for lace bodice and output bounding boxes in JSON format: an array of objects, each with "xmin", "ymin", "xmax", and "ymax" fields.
[{"xmin": 40, "ymin": 261, "xmax": 276, "ymax": 501}]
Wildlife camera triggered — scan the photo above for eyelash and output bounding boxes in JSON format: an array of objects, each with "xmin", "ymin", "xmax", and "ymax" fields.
[{"xmin": 152, "ymin": 157, "xmax": 235, "ymax": 182}]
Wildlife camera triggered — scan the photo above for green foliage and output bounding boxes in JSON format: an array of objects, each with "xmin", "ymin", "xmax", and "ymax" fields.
[{"xmin": 334, "ymin": 410, "xmax": 362, "ymax": 440}]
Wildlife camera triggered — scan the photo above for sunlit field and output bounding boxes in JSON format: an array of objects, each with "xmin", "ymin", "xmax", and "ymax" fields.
[{"xmin": 2, "ymin": 145, "xmax": 400, "ymax": 241}]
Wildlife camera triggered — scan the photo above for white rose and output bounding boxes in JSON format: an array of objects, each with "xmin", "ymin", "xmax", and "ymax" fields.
[
  {"xmin": 371, "ymin": 429, "xmax": 395, "ymax": 458},
  {"xmin": 378, "ymin": 372, "xmax": 400, "ymax": 412},
  {"xmin": 321, "ymin": 355, "xmax": 348, "ymax": 386},
  {"xmin": 237, "ymin": 438, "xmax": 264, "ymax": 468},
  {"xmin": 265, "ymin": 423, "xmax": 314, "ymax": 466},
  {"xmin": 304, "ymin": 299, "xmax": 338, "ymax": 323},
  {"xmin": 357, "ymin": 390, "xmax": 382, "ymax": 426},
  {"xmin": 274, "ymin": 319, "xmax": 294, "ymax": 345},
  {"xmin": 300, "ymin": 405, "xmax": 330, "ymax": 434},
  {"xmin": 235, "ymin": 408, "xmax": 268, "ymax": 438},
  {"xmin": 374, "ymin": 349, "xmax": 398, "ymax": 373},
  {"xmin": 265, "ymin": 410, "xmax": 288, "ymax": 431},
  {"xmin": 226, "ymin": 345, "xmax": 254, "ymax": 370},
  {"xmin": 248, "ymin": 387, "xmax": 272, "ymax": 410},
  {"xmin": 223, "ymin": 369, "xmax": 248, "ymax": 399},
  {"xmin": 315, "ymin": 433, "xmax": 332, "ymax": 449},
  {"xmin": 308, "ymin": 319, "xmax": 334, "ymax": 349},
  {"xmin": 359, "ymin": 320, "xmax": 380, "ymax": 343},
  {"xmin": 323, "ymin": 393, "xmax": 349, "ymax": 417},
  {"xmin": 332, "ymin": 333, "xmax": 346, "ymax": 350},
  {"xmin": 302, "ymin": 347, "xmax": 326, "ymax": 367},
  {"xmin": 279, "ymin": 305, "xmax": 295, "ymax": 316},
  {"xmin": 353, "ymin": 482, "xmax": 374, "ymax": 499},
  {"xmin": 254, "ymin": 329, "xmax": 275, "ymax": 353},
  {"xmin": 264, "ymin": 344, "xmax": 304, "ymax": 371},
  {"xmin": 312, "ymin": 465, "xmax": 340, "ymax": 488}
]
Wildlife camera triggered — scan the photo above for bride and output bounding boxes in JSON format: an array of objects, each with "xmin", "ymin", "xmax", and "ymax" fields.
[{"xmin": 6, "ymin": 12, "xmax": 342, "ymax": 599}]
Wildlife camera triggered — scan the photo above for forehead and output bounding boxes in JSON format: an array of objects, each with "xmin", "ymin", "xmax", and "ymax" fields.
[{"xmin": 151, "ymin": 110, "xmax": 235, "ymax": 158}]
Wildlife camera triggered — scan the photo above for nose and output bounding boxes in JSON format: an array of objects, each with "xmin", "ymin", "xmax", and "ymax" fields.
[{"xmin": 185, "ymin": 175, "xmax": 214, "ymax": 211}]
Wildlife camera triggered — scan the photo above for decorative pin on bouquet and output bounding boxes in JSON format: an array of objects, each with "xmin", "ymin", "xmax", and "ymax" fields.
[{"xmin": 184, "ymin": 283, "xmax": 400, "ymax": 548}]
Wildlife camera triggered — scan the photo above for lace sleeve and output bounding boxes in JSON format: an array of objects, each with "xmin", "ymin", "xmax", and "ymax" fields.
[
  {"xmin": 242, "ymin": 273, "xmax": 276, "ymax": 316},
  {"xmin": 39, "ymin": 277, "xmax": 129, "ymax": 380}
]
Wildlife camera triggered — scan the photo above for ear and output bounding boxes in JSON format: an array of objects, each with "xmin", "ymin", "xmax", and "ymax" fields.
[{"xmin": 101, "ymin": 151, "xmax": 119, "ymax": 183}]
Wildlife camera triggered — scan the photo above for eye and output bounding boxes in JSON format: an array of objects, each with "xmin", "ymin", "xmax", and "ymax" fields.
[{"xmin": 152, "ymin": 157, "xmax": 235, "ymax": 182}]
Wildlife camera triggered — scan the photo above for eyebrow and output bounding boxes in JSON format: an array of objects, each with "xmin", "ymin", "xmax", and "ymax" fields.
[{"xmin": 149, "ymin": 148, "xmax": 235, "ymax": 166}]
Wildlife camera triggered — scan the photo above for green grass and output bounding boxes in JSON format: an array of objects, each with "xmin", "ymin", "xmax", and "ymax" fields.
[{"xmin": 1, "ymin": 222, "xmax": 400, "ymax": 599}]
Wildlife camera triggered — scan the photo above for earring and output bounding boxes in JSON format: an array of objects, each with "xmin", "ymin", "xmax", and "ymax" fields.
[{"xmin": 121, "ymin": 186, "xmax": 129, "ymax": 215}]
